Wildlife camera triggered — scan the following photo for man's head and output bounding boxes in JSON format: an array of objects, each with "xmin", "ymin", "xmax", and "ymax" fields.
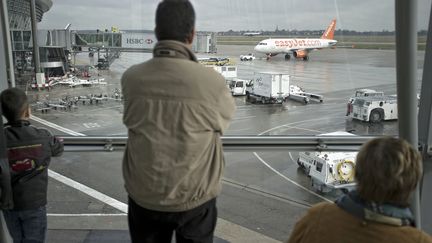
[
  {"xmin": 355, "ymin": 137, "xmax": 422, "ymax": 206},
  {"xmin": 0, "ymin": 88, "xmax": 30, "ymax": 122},
  {"xmin": 155, "ymin": 0, "xmax": 195, "ymax": 44}
]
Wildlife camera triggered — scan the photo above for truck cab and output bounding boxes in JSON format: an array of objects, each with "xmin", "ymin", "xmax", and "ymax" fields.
[
  {"xmin": 228, "ymin": 78, "xmax": 252, "ymax": 96},
  {"xmin": 347, "ymin": 89, "xmax": 385, "ymax": 116},
  {"xmin": 351, "ymin": 96, "xmax": 398, "ymax": 122}
]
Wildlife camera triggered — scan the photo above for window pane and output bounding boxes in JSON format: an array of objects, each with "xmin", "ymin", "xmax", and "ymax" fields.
[{"xmin": 3, "ymin": 0, "xmax": 429, "ymax": 241}]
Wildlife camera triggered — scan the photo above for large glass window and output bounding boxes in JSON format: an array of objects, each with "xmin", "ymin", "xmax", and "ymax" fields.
[{"xmin": 2, "ymin": 0, "xmax": 430, "ymax": 241}]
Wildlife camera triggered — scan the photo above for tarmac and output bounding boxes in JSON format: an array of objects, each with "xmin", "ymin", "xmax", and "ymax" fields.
[{"xmin": 13, "ymin": 45, "xmax": 426, "ymax": 242}]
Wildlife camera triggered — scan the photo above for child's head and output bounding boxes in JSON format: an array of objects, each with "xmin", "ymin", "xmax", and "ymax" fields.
[
  {"xmin": 355, "ymin": 137, "xmax": 422, "ymax": 206},
  {"xmin": 0, "ymin": 88, "xmax": 30, "ymax": 122}
]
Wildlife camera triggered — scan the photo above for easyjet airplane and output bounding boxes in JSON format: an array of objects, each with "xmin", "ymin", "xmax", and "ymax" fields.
[{"xmin": 254, "ymin": 19, "xmax": 337, "ymax": 61}]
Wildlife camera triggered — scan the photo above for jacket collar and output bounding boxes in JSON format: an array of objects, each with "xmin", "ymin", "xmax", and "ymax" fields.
[
  {"xmin": 153, "ymin": 40, "xmax": 198, "ymax": 62},
  {"xmin": 335, "ymin": 190, "xmax": 415, "ymax": 227},
  {"xmin": 5, "ymin": 120, "xmax": 31, "ymax": 127}
]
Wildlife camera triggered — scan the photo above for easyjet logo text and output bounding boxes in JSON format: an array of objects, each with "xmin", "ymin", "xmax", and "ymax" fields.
[{"xmin": 275, "ymin": 39, "xmax": 321, "ymax": 48}]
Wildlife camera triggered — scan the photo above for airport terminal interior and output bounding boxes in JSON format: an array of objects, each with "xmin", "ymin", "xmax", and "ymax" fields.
[{"xmin": 0, "ymin": 0, "xmax": 432, "ymax": 242}]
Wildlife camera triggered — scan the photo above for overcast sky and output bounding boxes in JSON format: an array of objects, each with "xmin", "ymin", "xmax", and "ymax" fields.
[{"xmin": 39, "ymin": 0, "xmax": 432, "ymax": 32}]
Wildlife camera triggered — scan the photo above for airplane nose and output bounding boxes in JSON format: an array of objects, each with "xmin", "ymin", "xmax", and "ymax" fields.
[{"xmin": 254, "ymin": 45, "xmax": 260, "ymax": 52}]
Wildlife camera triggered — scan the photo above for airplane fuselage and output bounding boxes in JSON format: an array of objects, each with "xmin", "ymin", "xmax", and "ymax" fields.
[{"xmin": 254, "ymin": 38, "xmax": 337, "ymax": 55}]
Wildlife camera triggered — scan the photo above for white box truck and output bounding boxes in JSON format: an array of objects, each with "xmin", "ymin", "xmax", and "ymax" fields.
[{"xmin": 246, "ymin": 72, "xmax": 290, "ymax": 104}]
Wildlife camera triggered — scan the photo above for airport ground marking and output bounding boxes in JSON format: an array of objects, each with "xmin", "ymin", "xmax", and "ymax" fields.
[
  {"xmin": 258, "ymin": 117, "xmax": 330, "ymax": 135},
  {"xmin": 48, "ymin": 170, "xmax": 128, "ymax": 213},
  {"xmin": 48, "ymin": 213, "xmax": 127, "ymax": 217},
  {"xmin": 279, "ymin": 125, "xmax": 324, "ymax": 133},
  {"xmin": 288, "ymin": 153, "xmax": 295, "ymax": 164},
  {"xmin": 253, "ymin": 152, "xmax": 332, "ymax": 203},
  {"xmin": 233, "ymin": 115, "xmax": 256, "ymax": 121},
  {"xmin": 254, "ymin": 117, "xmax": 336, "ymax": 203},
  {"xmin": 31, "ymin": 115, "xmax": 85, "ymax": 136}
]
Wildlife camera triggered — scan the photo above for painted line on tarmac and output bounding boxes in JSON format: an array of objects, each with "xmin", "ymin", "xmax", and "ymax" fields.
[
  {"xmin": 31, "ymin": 115, "xmax": 85, "ymax": 136},
  {"xmin": 279, "ymin": 125, "xmax": 323, "ymax": 133},
  {"xmin": 36, "ymin": 115, "xmax": 280, "ymax": 242},
  {"xmin": 253, "ymin": 152, "xmax": 331, "ymax": 203},
  {"xmin": 258, "ymin": 117, "xmax": 328, "ymax": 135},
  {"xmin": 288, "ymin": 152, "xmax": 295, "ymax": 164},
  {"xmin": 48, "ymin": 170, "xmax": 129, "ymax": 213},
  {"xmin": 254, "ymin": 117, "xmax": 333, "ymax": 203},
  {"xmin": 233, "ymin": 115, "xmax": 256, "ymax": 121},
  {"xmin": 48, "ymin": 213, "xmax": 127, "ymax": 216}
]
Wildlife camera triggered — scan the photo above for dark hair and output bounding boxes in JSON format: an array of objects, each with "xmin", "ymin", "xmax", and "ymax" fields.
[
  {"xmin": 0, "ymin": 88, "xmax": 29, "ymax": 122},
  {"xmin": 155, "ymin": 0, "xmax": 195, "ymax": 43},
  {"xmin": 355, "ymin": 137, "xmax": 421, "ymax": 206}
]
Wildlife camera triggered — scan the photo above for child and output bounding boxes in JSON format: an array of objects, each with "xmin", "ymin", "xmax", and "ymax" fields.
[{"xmin": 0, "ymin": 88, "xmax": 63, "ymax": 243}]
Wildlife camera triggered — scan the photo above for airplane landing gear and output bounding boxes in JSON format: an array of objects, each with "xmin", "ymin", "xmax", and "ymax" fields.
[
  {"xmin": 266, "ymin": 54, "xmax": 271, "ymax": 61},
  {"xmin": 285, "ymin": 54, "xmax": 291, "ymax": 60},
  {"xmin": 303, "ymin": 56, "xmax": 309, "ymax": 61}
]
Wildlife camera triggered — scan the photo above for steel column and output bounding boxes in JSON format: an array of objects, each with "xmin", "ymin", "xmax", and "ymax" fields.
[
  {"xmin": 0, "ymin": 0, "xmax": 14, "ymax": 88},
  {"xmin": 395, "ymin": 0, "xmax": 421, "ymax": 228},
  {"xmin": 30, "ymin": 0, "xmax": 41, "ymax": 73},
  {"xmin": 418, "ymin": 0, "xmax": 432, "ymax": 234}
]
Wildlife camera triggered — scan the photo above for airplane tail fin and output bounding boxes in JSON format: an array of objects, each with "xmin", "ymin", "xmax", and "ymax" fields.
[{"xmin": 321, "ymin": 19, "xmax": 336, "ymax": 40}]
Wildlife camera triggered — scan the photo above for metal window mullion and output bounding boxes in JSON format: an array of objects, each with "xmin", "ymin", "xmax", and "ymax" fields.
[{"xmin": 418, "ymin": 0, "xmax": 432, "ymax": 234}]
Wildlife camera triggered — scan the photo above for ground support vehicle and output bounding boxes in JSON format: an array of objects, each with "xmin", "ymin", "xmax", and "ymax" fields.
[
  {"xmin": 246, "ymin": 72, "xmax": 290, "ymax": 104},
  {"xmin": 206, "ymin": 65, "xmax": 238, "ymax": 80},
  {"xmin": 198, "ymin": 57, "xmax": 233, "ymax": 66},
  {"xmin": 346, "ymin": 89, "xmax": 385, "ymax": 116},
  {"xmin": 239, "ymin": 53, "xmax": 256, "ymax": 61},
  {"xmin": 228, "ymin": 78, "xmax": 252, "ymax": 96},
  {"xmin": 351, "ymin": 96, "xmax": 398, "ymax": 123},
  {"xmin": 245, "ymin": 72, "xmax": 323, "ymax": 104},
  {"xmin": 297, "ymin": 132, "xmax": 357, "ymax": 193},
  {"xmin": 289, "ymin": 85, "xmax": 324, "ymax": 104}
]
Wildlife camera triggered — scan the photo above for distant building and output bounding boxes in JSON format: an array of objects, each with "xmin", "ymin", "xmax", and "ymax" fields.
[{"xmin": 6, "ymin": 0, "xmax": 64, "ymax": 75}]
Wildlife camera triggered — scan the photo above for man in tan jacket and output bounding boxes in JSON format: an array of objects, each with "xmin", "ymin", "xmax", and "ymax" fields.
[
  {"xmin": 121, "ymin": 0, "xmax": 235, "ymax": 242},
  {"xmin": 288, "ymin": 137, "xmax": 432, "ymax": 243}
]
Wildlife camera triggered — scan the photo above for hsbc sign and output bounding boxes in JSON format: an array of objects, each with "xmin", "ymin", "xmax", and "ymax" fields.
[{"xmin": 122, "ymin": 33, "xmax": 156, "ymax": 49}]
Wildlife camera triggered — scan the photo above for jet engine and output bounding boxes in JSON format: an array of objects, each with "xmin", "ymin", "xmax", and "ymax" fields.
[{"xmin": 293, "ymin": 50, "xmax": 308, "ymax": 58}]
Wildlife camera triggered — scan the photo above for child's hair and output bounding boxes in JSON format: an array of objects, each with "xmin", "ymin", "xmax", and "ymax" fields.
[
  {"xmin": 355, "ymin": 137, "xmax": 422, "ymax": 206},
  {"xmin": 0, "ymin": 88, "xmax": 29, "ymax": 122}
]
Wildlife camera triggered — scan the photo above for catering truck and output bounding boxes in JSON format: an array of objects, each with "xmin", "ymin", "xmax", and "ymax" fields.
[
  {"xmin": 246, "ymin": 72, "xmax": 291, "ymax": 104},
  {"xmin": 297, "ymin": 131, "xmax": 357, "ymax": 193},
  {"xmin": 245, "ymin": 72, "xmax": 323, "ymax": 104}
]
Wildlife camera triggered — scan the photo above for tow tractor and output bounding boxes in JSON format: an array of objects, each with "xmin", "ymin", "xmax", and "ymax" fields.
[
  {"xmin": 350, "ymin": 96, "xmax": 398, "ymax": 123},
  {"xmin": 297, "ymin": 131, "xmax": 357, "ymax": 193},
  {"xmin": 346, "ymin": 89, "xmax": 385, "ymax": 116}
]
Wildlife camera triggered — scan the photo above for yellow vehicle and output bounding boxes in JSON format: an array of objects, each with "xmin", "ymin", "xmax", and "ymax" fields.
[{"xmin": 198, "ymin": 57, "xmax": 233, "ymax": 66}]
